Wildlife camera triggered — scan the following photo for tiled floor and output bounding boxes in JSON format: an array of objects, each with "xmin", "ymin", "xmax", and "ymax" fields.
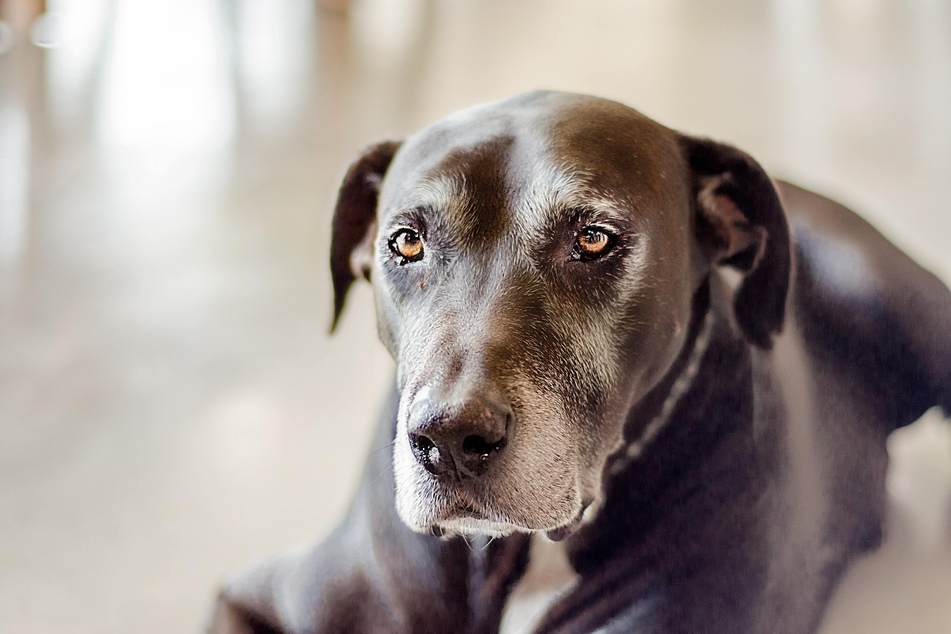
[{"xmin": 0, "ymin": 0, "xmax": 949, "ymax": 632}]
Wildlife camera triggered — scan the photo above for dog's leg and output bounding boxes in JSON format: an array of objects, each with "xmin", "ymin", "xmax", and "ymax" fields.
[
  {"xmin": 780, "ymin": 181, "xmax": 951, "ymax": 428},
  {"xmin": 207, "ymin": 389, "xmax": 531, "ymax": 634}
]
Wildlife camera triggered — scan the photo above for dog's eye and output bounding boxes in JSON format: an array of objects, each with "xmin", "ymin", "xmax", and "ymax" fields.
[
  {"xmin": 389, "ymin": 228, "xmax": 425, "ymax": 263},
  {"xmin": 574, "ymin": 226, "xmax": 615, "ymax": 260}
]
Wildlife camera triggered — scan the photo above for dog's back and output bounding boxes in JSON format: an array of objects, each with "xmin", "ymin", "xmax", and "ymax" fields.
[
  {"xmin": 745, "ymin": 181, "xmax": 951, "ymax": 632},
  {"xmin": 782, "ymin": 181, "xmax": 951, "ymax": 425}
]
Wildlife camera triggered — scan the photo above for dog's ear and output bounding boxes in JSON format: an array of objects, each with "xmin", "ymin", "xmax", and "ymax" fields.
[
  {"xmin": 679, "ymin": 135, "xmax": 791, "ymax": 349},
  {"xmin": 329, "ymin": 140, "xmax": 402, "ymax": 332}
]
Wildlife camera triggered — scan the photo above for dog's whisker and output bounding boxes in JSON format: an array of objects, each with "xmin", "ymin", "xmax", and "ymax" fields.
[
  {"xmin": 368, "ymin": 441, "xmax": 396, "ymax": 457},
  {"xmin": 368, "ymin": 465, "xmax": 390, "ymax": 487}
]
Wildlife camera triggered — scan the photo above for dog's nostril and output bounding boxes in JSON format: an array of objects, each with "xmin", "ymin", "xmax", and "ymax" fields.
[
  {"xmin": 411, "ymin": 434, "xmax": 438, "ymax": 461},
  {"xmin": 410, "ymin": 433, "xmax": 446, "ymax": 475},
  {"xmin": 462, "ymin": 434, "xmax": 506, "ymax": 456},
  {"xmin": 411, "ymin": 434, "xmax": 435, "ymax": 453}
]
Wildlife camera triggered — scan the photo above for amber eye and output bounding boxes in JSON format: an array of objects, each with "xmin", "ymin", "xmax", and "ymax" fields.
[
  {"xmin": 389, "ymin": 228, "xmax": 424, "ymax": 262},
  {"xmin": 575, "ymin": 226, "xmax": 614, "ymax": 260}
]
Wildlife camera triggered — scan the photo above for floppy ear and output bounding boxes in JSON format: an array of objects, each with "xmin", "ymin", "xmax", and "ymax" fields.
[
  {"xmin": 679, "ymin": 135, "xmax": 791, "ymax": 349},
  {"xmin": 329, "ymin": 140, "xmax": 402, "ymax": 332}
]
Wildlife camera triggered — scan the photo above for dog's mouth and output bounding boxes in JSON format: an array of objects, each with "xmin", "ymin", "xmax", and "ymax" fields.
[
  {"xmin": 428, "ymin": 496, "xmax": 593, "ymax": 541},
  {"xmin": 426, "ymin": 495, "xmax": 521, "ymax": 537}
]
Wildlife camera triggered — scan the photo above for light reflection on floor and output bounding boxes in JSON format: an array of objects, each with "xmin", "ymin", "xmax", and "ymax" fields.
[{"xmin": 0, "ymin": 0, "xmax": 948, "ymax": 632}]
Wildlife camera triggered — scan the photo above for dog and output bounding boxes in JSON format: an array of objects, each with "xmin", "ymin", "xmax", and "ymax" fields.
[{"xmin": 207, "ymin": 91, "xmax": 951, "ymax": 634}]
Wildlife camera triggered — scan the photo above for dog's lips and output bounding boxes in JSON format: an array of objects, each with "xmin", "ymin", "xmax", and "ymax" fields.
[
  {"xmin": 434, "ymin": 518, "xmax": 526, "ymax": 538},
  {"xmin": 428, "ymin": 493, "xmax": 593, "ymax": 539},
  {"xmin": 433, "ymin": 495, "xmax": 499, "ymax": 525},
  {"xmin": 426, "ymin": 495, "xmax": 524, "ymax": 536},
  {"xmin": 451, "ymin": 499, "xmax": 488, "ymax": 520}
]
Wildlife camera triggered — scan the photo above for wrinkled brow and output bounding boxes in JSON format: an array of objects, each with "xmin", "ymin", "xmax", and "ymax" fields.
[
  {"xmin": 382, "ymin": 158, "xmax": 635, "ymax": 248},
  {"xmin": 382, "ymin": 173, "xmax": 476, "ymax": 235},
  {"xmin": 516, "ymin": 164, "xmax": 631, "ymax": 238},
  {"xmin": 387, "ymin": 173, "xmax": 469, "ymax": 216},
  {"xmin": 385, "ymin": 158, "xmax": 512, "ymax": 248}
]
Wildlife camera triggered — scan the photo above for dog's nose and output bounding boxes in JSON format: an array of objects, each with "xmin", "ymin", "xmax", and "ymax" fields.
[{"xmin": 407, "ymin": 393, "xmax": 511, "ymax": 478}]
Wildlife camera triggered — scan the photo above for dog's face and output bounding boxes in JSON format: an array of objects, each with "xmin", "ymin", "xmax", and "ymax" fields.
[{"xmin": 330, "ymin": 92, "xmax": 789, "ymax": 537}]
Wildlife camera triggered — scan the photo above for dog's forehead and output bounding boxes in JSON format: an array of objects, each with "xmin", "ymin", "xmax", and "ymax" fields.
[{"xmin": 379, "ymin": 92, "xmax": 687, "ymax": 227}]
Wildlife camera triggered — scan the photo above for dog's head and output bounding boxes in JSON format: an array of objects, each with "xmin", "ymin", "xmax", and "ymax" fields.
[{"xmin": 330, "ymin": 91, "xmax": 789, "ymax": 538}]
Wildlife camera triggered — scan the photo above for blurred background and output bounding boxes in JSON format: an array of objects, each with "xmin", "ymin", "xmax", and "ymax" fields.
[{"xmin": 0, "ymin": 0, "xmax": 949, "ymax": 632}]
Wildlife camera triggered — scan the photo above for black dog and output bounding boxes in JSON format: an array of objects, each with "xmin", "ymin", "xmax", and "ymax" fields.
[{"xmin": 209, "ymin": 91, "xmax": 951, "ymax": 634}]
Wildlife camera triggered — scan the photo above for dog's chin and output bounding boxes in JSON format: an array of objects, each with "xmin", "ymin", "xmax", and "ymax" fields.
[
  {"xmin": 398, "ymin": 495, "xmax": 593, "ymax": 541},
  {"xmin": 430, "ymin": 504, "xmax": 590, "ymax": 541},
  {"xmin": 434, "ymin": 517, "xmax": 530, "ymax": 538}
]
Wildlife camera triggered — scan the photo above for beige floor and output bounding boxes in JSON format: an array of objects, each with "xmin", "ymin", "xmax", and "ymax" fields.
[{"xmin": 1, "ymin": 0, "xmax": 949, "ymax": 632}]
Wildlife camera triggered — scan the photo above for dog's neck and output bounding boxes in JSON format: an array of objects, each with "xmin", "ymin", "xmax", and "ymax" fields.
[
  {"xmin": 608, "ymin": 278, "xmax": 719, "ymax": 470},
  {"xmin": 610, "ymin": 284, "xmax": 716, "ymax": 476},
  {"xmin": 565, "ymin": 274, "xmax": 759, "ymax": 571}
]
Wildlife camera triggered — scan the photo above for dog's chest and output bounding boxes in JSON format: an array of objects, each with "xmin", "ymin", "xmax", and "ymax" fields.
[{"xmin": 499, "ymin": 535, "xmax": 579, "ymax": 634}]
